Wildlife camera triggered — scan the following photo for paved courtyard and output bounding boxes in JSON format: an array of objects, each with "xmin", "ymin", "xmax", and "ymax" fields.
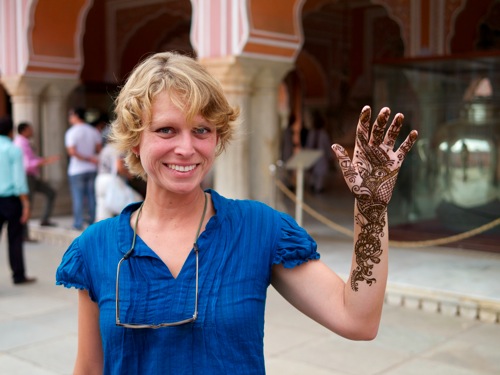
[{"xmin": 0, "ymin": 217, "xmax": 499, "ymax": 374}]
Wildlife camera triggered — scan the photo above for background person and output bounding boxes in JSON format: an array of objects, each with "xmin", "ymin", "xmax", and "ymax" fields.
[
  {"xmin": 281, "ymin": 113, "xmax": 300, "ymax": 190},
  {"xmin": 56, "ymin": 52, "xmax": 418, "ymax": 374},
  {"xmin": 14, "ymin": 122, "xmax": 60, "ymax": 230},
  {"xmin": 95, "ymin": 141, "xmax": 143, "ymax": 221},
  {"xmin": 0, "ymin": 116, "xmax": 36, "ymax": 285},
  {"xmin": 305, "ymin": 110, "xmax": 333, "ymax": 194},
  {"xmin": 65, "ymin": 107, "xmax": 102, "ymax": 230}
]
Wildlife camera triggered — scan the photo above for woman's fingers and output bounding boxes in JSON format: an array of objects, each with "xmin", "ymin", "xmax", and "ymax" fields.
[
  {"xmin": 396, "ymin": 130, "xmax": 419, "ymax": 160},
  {"xmin": 356, "ymin": 106, "xmax": 372, "ymax": 143},
  {"xmin": 333, "ymin": 106, "xmax": 418, "ymax": 194},
  {"xmin": 369, "ymin": 107, "xmax": 390, "ymax": 147},
  {"xmin": 383, "ymin": 113, "xmax": 404, "ymax": 148}
]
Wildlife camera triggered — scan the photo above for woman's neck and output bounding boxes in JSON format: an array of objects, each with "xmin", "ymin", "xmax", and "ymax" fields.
[{"xmin": 138, "ymin": 188, "xmax": 206, "ymax": 224}]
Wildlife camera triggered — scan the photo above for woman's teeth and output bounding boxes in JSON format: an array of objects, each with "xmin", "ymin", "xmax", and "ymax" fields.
[{"xmin": 168, "ymin": 164, "xmax": 196, "ymax": 172}]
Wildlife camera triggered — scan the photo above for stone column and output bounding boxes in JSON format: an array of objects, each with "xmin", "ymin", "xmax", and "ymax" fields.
[
  {"xmin": 1, "ymin": 75, "xmax": 79, "ymax": 188},
  {"xmin": 1, "ymin": 76, "xmax": 46, "ymax": 139},
  {"xmin": 201, "ymin": 56, "xmax": 256, "ymax": 200},
  {"xmin": 250, "ymin": 61, "xmax": 293, "ymax": 204},
  {"xmin": 11, "ymin": 94, "xmax": 41, "ymax": 138},
  {"xmin": 201, "ymin": 56, "xmax": 292, "ymax": 202},
  {"xmin": 41, "ymin": 79, "xmax": 79, "ymax": 187}
]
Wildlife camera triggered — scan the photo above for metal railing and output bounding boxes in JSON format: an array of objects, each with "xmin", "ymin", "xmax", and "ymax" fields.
[{"xmin": 271, "ymin": 164, "xmax": 500, "ymax": 249}]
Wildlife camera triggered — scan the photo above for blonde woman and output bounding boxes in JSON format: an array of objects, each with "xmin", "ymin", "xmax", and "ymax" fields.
[{"xmin": 56, "ymin": 52, "xmax": 418, "ymax": 374}]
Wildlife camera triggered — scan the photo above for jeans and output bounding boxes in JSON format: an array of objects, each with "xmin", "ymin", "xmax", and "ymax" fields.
[{"xmin": 69, "ymin": 171, "xmax": 97, "ymax": 230}]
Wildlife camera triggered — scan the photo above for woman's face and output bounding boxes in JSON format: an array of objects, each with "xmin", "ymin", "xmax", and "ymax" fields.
[{"xmin": 135, "ymin": 91, "xmax": 217, "ymax": 196}]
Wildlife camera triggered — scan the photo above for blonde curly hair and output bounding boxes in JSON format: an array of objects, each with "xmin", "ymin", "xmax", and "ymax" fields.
[{"xmin": 108, "ymin": 51, "xmax": 239, "ymax": 180}]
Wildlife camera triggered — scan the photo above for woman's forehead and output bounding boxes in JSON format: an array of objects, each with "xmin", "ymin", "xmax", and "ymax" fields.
[
  {"xmin": 153, "ymin": 90, "xmax": 207, "ymax": 121},
  {"xmin": 151, "ymin": 94, "xmax": 205, "ymax": 123}
]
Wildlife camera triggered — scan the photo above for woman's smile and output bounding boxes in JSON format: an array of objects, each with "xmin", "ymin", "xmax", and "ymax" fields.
[{"xmin": 166, "ymin": 163, "xmax": 198, "ymax": 172}]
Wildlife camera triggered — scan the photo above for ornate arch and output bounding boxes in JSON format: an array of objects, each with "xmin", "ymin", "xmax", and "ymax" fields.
[
  {"xmin": 296, "ymin": 50, "xmax": 328, "ymax": 106},
  {"xmin": 28, "ymin": 0, "xmax": 93, "ymax": 77},
  {"xmin": 371, "ymin": 0, "xmax": 410, "ymax": 56},
  {"xmin": 449, "ymin": 0, "xmax": 495, "ymax": 53},
  {"xmin": 190, "ymin": 0, "xmax": 305, "ymax": 62}
]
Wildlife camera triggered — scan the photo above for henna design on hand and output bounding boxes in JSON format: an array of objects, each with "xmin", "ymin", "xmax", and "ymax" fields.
[{"xmin": 332, "ymin": 106, "xmax": 418, "ymax": 291}]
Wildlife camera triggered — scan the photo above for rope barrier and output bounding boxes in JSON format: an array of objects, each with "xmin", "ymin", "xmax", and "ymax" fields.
[{"xmin": 275, "ymin": 179, "xmax": 500, "ymax": 248}]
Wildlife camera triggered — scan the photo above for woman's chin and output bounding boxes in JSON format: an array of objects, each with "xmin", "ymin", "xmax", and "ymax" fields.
[{"xmin": 166, "ymin": 181, "xmax": 203, "ymax": 195}]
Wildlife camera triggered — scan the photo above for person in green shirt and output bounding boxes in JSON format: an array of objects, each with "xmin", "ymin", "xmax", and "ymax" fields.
[{"xmin": 0, "ymin": 116, "xmax": 36, "ymax": 285}]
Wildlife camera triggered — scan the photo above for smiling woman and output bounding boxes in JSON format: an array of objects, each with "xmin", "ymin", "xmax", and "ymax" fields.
[
  {"xmin": 134, "ymin": 90, "xmax": 218, "ymax": 195},
  {"xmin": 108, "ymin": 52, "xmax": 239, "ymax": 182},
  {"xmin": 55, "ymin": 51, "xmax": 418, "ymax": 375}
]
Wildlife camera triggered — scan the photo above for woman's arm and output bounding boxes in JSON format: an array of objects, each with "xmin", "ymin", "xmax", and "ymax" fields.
[
  {"xmin": 272, "ymin": 106, "xmax": 418, "ymax": 340},
  {"xmin": 74, "ymin": 290, "xmax": 103, "ymax": 375}
]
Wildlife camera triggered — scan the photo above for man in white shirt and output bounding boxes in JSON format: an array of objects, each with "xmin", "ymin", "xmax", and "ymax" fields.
[{"xmin": 65, "ymin": 108, "xmax": 102, "ymax": 230}]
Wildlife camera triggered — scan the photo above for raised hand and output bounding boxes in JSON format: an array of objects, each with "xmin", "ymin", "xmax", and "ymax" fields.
[
  {"xmin": 332, "ymin": 106, "xmax": 418, "ymax": 291},
  {"xmin": 332, "ymin": 106, "xmax": 418, "ymax": 208}
]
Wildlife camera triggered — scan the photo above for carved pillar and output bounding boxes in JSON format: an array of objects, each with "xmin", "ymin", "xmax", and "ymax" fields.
[
  {"xmin": 201, "ymin": 56, "xmax": 256, "ymax": 199},
  {"xmin": 201, "ymin": 56, "xmax": 292, "ymax": 201},
  {"xmin": 190, "ymin": 0, "xmax": 302, "ymax": 201},
  {"xmin": 1, "ymin": 75, "xmax": 79, "ymax": 187},
  {"xmin": 250, "ymin": 61, "xmax": 293, "ymax": 203},
  {"xmin": 1, "ymin": 76, "xmax": 46, "ymax": 139},
  {"xmin": 41, "ymin": 79, "xmax": 80, "ymax": 187},
  {"xmin": 11, "ymin": 93, "xmax": 41, "ymax": 137}
]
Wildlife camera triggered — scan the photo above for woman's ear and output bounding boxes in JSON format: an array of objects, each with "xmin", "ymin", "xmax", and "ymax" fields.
[{"xmin": 132, "ymin": 146, "xmax": 140, "ymax": 158}]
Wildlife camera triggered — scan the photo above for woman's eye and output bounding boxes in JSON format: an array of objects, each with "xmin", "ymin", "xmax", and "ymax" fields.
[
  {"xmin": 157, "ymin": 127, "xmax": 174, "ymax": 134},
  {"xmin": 194, "ymin": 127, "xmax": 210, "ymax": 135}
]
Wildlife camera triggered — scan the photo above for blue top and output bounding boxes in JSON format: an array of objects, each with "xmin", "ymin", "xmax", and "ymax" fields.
[
  {"xmin": 0, "ymin": 135, "xmax": 28, "ymax": 197},
  {"xmin": 56, "ymin": 189, "xmax": 319, "ymax": 374}
]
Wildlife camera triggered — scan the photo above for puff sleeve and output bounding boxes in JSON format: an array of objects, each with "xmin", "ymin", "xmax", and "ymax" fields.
[
  {"xmin": 273, "ymin": 212, "xmax": 320, "ymax": 268},
  {"xmin": 55, "ymin": 238, "xmax": 96, "ymax": 301}
]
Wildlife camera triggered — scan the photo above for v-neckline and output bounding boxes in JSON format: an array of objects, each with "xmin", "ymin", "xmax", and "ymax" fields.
[
  {"xmin": 129, "ymin": 192, "xmax": 208, "ymax": 279},
  {"xmin": 135, "ymin": 235, "xmax": 195, "ymax": 279}
]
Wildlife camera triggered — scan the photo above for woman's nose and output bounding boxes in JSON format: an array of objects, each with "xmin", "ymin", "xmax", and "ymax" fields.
[{"xmin": 174, "ymin": 133, "xmax": 195, "ymax": 155}]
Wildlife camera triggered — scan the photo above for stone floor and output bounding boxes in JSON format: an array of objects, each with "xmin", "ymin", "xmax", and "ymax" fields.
[{"xmin": 0, "ymin": 204, "xmax": 499, "ymax": 374}]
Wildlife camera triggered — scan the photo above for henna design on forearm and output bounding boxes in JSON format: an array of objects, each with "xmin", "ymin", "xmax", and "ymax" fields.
[{"xmin": 333, "ymin": 107, "xmax": 418, "ymax": 292}]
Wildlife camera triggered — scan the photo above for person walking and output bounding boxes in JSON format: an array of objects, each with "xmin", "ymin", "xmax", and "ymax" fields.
[
  {"xmin": 0, "ymin": 116, "xmax": 36, "ymax": 285},
  {"xmin": 65, "ymin": 107, "xmax": 102, "ymax": 230},
  {"xmin": 14, "ymin": 122, "xmax": 60, "ymax": 229},
  {"xmin": 56, "ymin": 52, "xmax": 418, "ymax": 374}
]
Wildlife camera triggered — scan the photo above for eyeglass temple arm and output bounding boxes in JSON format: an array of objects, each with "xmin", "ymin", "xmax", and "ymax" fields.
[
  {"xmin": 123, "ymin": 248, "xmax": 134, "ymax": 260},
  {"xmin": 123, "ymin": 203, "xmax": 143, "ymax": 260}
]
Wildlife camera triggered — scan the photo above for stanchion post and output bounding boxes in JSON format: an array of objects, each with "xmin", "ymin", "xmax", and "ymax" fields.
[
  {"xmin": 284, "ymin": 150, "xmax": 322, "ymax": 226},
  {"xmin": 269, "ymin": 163, "xmax": 277, "ymax": 209},
  {"xmin": 295, "ymin": 166, "xmax": 304, "ymax": 226}
]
